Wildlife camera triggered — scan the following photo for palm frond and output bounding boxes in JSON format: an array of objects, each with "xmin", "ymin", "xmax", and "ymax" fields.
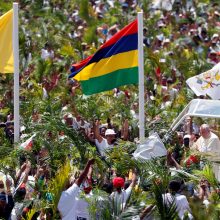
[{"xmin": 193, "ymin": 164, "xmax": 219, "ymax": 189}]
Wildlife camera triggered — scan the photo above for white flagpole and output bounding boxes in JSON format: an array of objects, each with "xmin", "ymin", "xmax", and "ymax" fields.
[
  {"xmin": 13, "ymin": 3, "xmax": 20, "ymax": 143},
  {"xmin": 138, "ymin": 11, "xmax": 145, "ymax": 143}
]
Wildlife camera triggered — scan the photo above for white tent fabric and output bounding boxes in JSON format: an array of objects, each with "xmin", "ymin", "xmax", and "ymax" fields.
[
  {"xmin": 170, "ymin": 99, "xmax": 220, "ymax": 131},
  {"xmin": 186, "ymin": 62, "xmax": 220, "ymax": 100},
  {"xmin": 133, "ymin": 132, "xmax": 167, "ymax": 160}
]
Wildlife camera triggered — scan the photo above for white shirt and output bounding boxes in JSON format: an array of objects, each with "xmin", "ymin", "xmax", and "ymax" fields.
[
  {"xmin": 42, "ymin": 87, "xmax": 48, "ymax": 99},
  {"xmin": 163, "ymin": 193, "xmax": 193, "ymax": 220},
  {"xmin": 58, "ymin": 183, "xmax": 92, "ymax": 220},
  {"xmin": 169, "ymin": 87, "xmax": 178, "ymax": 100},
  {"xmin": 72, "ymin": 118, "xmax": 90, "ymax": 131},
  {"xmin": 11, "ymin": 202, "xmax": 24, "ymax": 220},
  {"xmin": 41, "ymin": 49, "xmax": 54, "ymax": 60},
  {"xmin": 130, "ymin": 109, "xmax": 139, "ymax": 120},
  {"xmin": 58, "ymin": 183, "xmax": 80, "ymax": 220},
  {"xmin": 95, "ymin": 138, "xmax": 113, "ymax": 156},
  {"xmin": 196, "ymin": 132, "xmax": 220, "ymax": 154},
  {"xmin": 110, "ymin": 186, "xmax": 132, "ymax": 214},
  {"xmin": 72, "ymin": 118, "xmax": 82, "ymax": 130},
  {"xmin": 0, "ymin": 172, "xmax": 15, "ymax": 194},
  {"xmin": 75, "ymin": 193, "xmax": 92, "ymax": 220}
]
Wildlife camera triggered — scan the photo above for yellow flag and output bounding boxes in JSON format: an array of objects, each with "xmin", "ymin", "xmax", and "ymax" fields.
[{"xmin": 0, "ymin": 9, "xmax": 13, "ymax": 73}]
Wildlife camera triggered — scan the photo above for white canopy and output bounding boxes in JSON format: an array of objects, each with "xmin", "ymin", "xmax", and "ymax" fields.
[{"xmin": 170, "ymin": 99, "xmax": 220, "ymax": 131}]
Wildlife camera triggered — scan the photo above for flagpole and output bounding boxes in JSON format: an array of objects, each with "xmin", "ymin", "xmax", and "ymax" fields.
[
  {"xmin": 138, "ymin": 11, "xmax": 145, "ymax": 143},
  {"xmin": 13, "ymin": 3, "xmax": 20, "ymax": 143}
]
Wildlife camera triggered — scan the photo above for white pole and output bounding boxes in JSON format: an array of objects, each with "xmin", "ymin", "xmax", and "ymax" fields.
[
  {"xmin": 13, "ymin": 3, "xmax": 20, "ymax": 143},
  {"xmin": 138, "ymin": 11, "xmax": 145, "ymax": 143}
]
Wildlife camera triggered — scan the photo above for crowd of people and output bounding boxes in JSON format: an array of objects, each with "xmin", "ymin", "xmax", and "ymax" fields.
[{"xmin": 1, "ymin": 0, "xmax": 220, "ymax": 219}]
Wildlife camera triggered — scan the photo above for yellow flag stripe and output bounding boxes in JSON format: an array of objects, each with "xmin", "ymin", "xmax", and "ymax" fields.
[
  {"xmin": 0, "ymin": 9, "xmax": 14, "ymax": 73},
  {"xmin": 74, "ymin": 50, "xmax": 138, "ymax": 81}
]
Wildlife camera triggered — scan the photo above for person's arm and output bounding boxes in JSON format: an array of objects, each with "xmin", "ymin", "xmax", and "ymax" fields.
[
  {"xmin": 129, "ymin": 171, "xmax": 137, "ymax": 188},
  {"xmin": 87, "ymin": 165, "xmax": 93, "ymax": 181},
  {"xmin": 122, "ymin": 119, "xmax": 129, "ymax": 141},
  {"xmin": 15, "ymin": 162, "xmax": 27, "ymax": 185},
  {"xmin": 140, "ymin": 205, "xmax": 155, "ymax": 220},
  {"xmin": 93, "ymin": 120, "xmax": 103, "ymax": 143},
  {"xmin": 171, "ymin": 156, "xmax": 182, "ymax": 169},
  {"xmin": 124, "ymin": 171, "xmax": 137, "ymax": 197},
  {"xmin": 167, "ymin": 151, "xmax": 182, "ymax": 169},
  {"xmin": 198, "ymin": 182, "xmax": 211, "ymax": 200},
  {"xmin": 198, "ymin": 186, "xmax": 205, "ymax": 200},
  {"xmin": 22, "ymin": 160, "xmax": 32, "ymax": 184},
  {"xmin": 5, "ymin": 178, "xmax": 14, "ymax": 208},
  {"xmin": 107, "ymin": 118, "xmax": 113, "ymax": 129},
  {"xmin": 35, "ymin": 165, "xmax": 44, "ymax": 181},
  {"xmin": 5, "ymin": 178, "xmax": 12, "ymax": 195},
  {"xmin": 75, "ymin": 159, "xmax": 95, "ymax": 187},
  {"xmin": 85, "ymin": 128, "xmax": 95, "ymax": 143},
  {"xmin": 192, "ymin": 138, "xmax": 200, "ymax": 151},
  {"xmin": 58, "ymin": 162, "xmax": 95, "ymax": 217}
]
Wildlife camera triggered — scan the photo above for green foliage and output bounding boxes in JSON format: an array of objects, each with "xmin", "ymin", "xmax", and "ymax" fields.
[
  {"xmin": 0, "ymin": 130, "xmax": 13, "ymax": 160},
  {"xmin": 86, "ymin": 183, "xmax": 149, "ymax": 220},
  {"xmin": 0, "ymin": 1, "xmax": 13, "ymax": 12},
  {"xmin": 79, "ymin": 0, "xmax": 93, "ymax": 23},
  {"xmin": 83, "ymin": 26, "xmax": 98, "ymax": 44},
  {"xmin": 24, "ymin": 207, "xmax": 38, "ymax": 220},
  {"xmin": 135, "ymin": 159, "xmax": 180, "ymax": 219},
  {"xmin": 152, "ymin": 181, "xmax": 179, "ymax": 220},
  {"xmin": 193, "ymin": 164, "xmax": 219, "ymax": 189},
  {"xmin": 25, "ymin": 99, "xmax": 94, "ymax": 166},
  {"xmin": 60, "ymin": 44, "xmax": 76, "ymax": 58},
  {"xmin": 46, "ymin": 160, "xmax": 72, "ymax": 216},
  {"xmin": 105, "ymin": 141, "xmax": 137, "ymax": 176},
  {"xmin": 138, "ymin": 159, "xmax": 171, "ymax": 189},
  {"xmin": 1, "ymin": 1, "xmax": 220, "ymax": 219},
  {"xmin": 86, "ymin": 188, "xmax": 112, "ymax": 220}
]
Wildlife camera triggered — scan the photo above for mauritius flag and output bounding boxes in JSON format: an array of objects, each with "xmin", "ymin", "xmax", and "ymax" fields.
[{"xmin": 69, "ymin": 20, "xmax": 138, "ymax": 95}]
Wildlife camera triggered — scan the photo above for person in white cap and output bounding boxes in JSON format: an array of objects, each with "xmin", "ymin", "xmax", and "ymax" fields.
[{"xmin": 93, "ymin": 120, "xmax": 116, "ymax": 157}]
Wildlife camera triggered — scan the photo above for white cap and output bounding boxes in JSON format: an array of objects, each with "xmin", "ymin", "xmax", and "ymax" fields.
[
  {"xmin": 210, "ymin": 49, "xmax": 217, "ymax": 54},
  {"xmin": 158, "ymin": 22, "xmax": 166, "ymax": 27},
  {"xmin": 20, "ymin": 126, "xmax": 26, "ymax": 132},
  {"xmin": 65, "ymin": 113, "xmax": 73, "ymax": 119},
  {"xmin": 156, "ymin": 34, "xmax": 164, "ymax": 41},
  {"xmin": 78, "ymin": 26, "xmax": 84, "ymax": 30},
  {"xmin": 150, "ymin": 95, "xmax": 155, "ymax": 100},
  {"xmin": 212, "ymin": 33, "xmax": 219, "ymax": 40},
  {"xmin": 183, "ymin": 134, "xmax": 191, "ymax": 139},
  {"xmin": 163, "ymin": 38, "xmax": 170, "ymax": 43},
  {"xmin": 105, "ymin": 129, "xmax": 116, "ymax": 136}
]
